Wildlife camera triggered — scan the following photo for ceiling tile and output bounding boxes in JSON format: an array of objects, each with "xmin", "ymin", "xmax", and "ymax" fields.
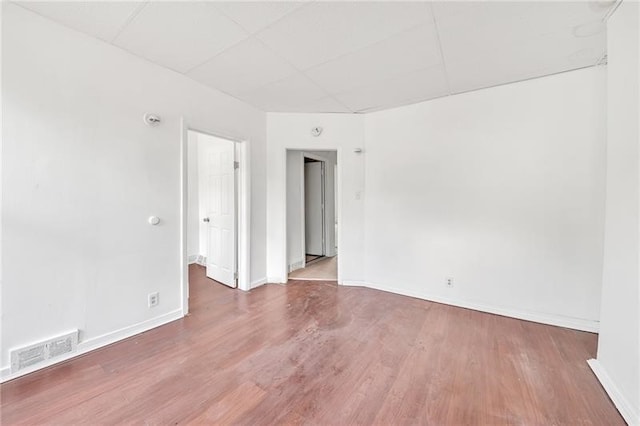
[
  {"xmin": 288, "ymin": 96, "xmax": 353, "ymax": 114},
  {"xmin": 235, "ymin": 73, "xmax": 328, "ymax": 111},
  {"xmin": 446, "ymin": 40, "xmax": 605, "ymax": 95},
  {"xmin": 214, "ymin": 1, "xmax": 306, "ymax": 34},
  {"xmin": 187, "ymin": 37, "xmax": 297, "ymax": 95},
  {"xmin": 256, "ymin": 1, "xmax": 433, "ymax": 70},
  {"xmin": 435, "ymin": 2, "xmax": 607, "ymax": 66},
  {"xmin": 442, "ymin": 27, "xmax": 605, "ymax": 94},
  {"xmin": 113, "ymin": 1, "xmax": 248, "ymax": 73},
  {"xmin": 16, "ymin": 1, "xmax": 612, "ymax": 114},
  {"xmin": 432, "ymin": 1, "xmax": 612, "ymax": 34},
  {"xmin": 15, "ymin": 1, "xmax": 145, "ymax": 42},
  {"xmin": 305, "ymin": 23, "xmax": 441, "ymax": 96},
  {"xmin": 434, "ymin": 1, "xmax": 608, "ymax": 95},
  {"xmin": 334, "ymin": 66, "xmax": 449, "ymax": 112}
]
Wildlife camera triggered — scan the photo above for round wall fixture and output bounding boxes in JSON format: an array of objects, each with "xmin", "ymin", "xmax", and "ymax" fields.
[
  {"xmin": 143, "ymin": 113, "xmax": 162, "ymax": 127},
  {"xmin": 311, "ymin": 126, "xmax": 323, "ymax": 137},
  {"xmin": 148, "ymin": 216, "xmax": 161, "ymax": 225}
]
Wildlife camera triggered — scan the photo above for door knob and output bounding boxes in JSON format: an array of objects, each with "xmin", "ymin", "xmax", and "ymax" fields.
[{"xmin": 203, "ymin": 217, "xmax": 210, "ymax": 222}]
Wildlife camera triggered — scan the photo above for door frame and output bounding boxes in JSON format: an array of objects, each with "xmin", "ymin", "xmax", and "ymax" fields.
[
  {"xmin": 285, "ymin": 148, "xmax": 341, "ymax": 283},
  {"xmin": 302, "ymin": 153, "xmax": 328, "ymax": 261},
  {"xmin": 180, "ymin": 119, "xmax": 251, "ymax": 315}
]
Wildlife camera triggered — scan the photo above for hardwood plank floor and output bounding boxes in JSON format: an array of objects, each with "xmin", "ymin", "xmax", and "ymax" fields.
[{"xmin": 0, "ymin": 265, "xmax": 623, "ymax": 425}]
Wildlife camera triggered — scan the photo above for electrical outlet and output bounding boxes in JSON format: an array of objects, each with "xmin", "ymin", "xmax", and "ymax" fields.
[
  {"xmin": 445, "ymin": 277, "xmax": 454, "ymax": 287},
  {"xmin": 148, "ymin": 292, "xmax": 159, "ymax": 308}
]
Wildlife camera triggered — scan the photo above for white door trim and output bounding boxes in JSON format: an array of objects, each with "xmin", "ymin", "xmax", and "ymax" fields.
[
  {"xmin": 303, "ymin": 159, "xmax": 325, "ymax": 256},
  {"xmin": 303, "ymin": 152, "xmax": 336, "ymax": 257},
  {"xmin": 283, "ymin": 148, "xmax": 342, "ymax": 284},
  {"xmin": 180, "ymin": 118, "xmax": 251, "ymax": 316}
]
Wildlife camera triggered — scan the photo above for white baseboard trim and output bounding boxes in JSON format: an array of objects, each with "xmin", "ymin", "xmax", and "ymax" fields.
[
  {"xmin": 267, "ymin": 276, "xmax": 287, "ymax": 284},
  {"xmin": 341, "ymin": 281, "xmax": 599, "ymax": 333},
  {"xmin": 1, "ymin": 309, "xmax": 184, "ymax": 383},
  {"xmin": 288, "ymin": 260, "xmax": 304, "ymax": 273},
  {"xmin": 250, "ymin": 277, "xmax": 267, "ymax": 289},
  {"xmin": 188, "ymin": 254, "xmax": 198, "ymax": 265},
  {"xmin": 588, "ymin": 359, "xmax": 640, "ymax": 425},
  {"xmin": 341, "ymin": 280, "xmax": 368, "ymax": 287},
  {"xmin": 289, "ymin": 277, "xmax": 337, "ymax": 282}
]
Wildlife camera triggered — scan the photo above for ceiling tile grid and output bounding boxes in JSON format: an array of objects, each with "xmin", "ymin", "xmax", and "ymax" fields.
[
  {"xmin": 16, "ymin": 1, "xmax": 147, "ymax": 42},
  {"xmin": 112, "ymin": 1, "xmax": 248, "ymax": 73},
  {"xmin": 13, "ymin": 1, "xmax": 615, "ymax": 114},
  {"xmin": 187, "ymin": 37, "xmax": 298, "ymax": 96}
]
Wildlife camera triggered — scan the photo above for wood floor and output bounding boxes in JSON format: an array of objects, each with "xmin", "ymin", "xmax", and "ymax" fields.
[
  {"xmin": 289, "ymin": 256, "xmax": 337, "ymax": 281},
  {"xmin": 1, "ymin": 265, "xmax": 623, "ymax": 425}
]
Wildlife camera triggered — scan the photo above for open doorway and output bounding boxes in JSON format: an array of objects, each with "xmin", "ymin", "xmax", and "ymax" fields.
[
  {"xmin": 181, "ymin": 122, "xmax": 250, "ymax": 315},
  {"xmin": 186, "ymin": 130, "xmax": 238, "ymax": 292},
  {"xmin": 286, "ymin": 150, "xmax": 338, "ymax": 281}
]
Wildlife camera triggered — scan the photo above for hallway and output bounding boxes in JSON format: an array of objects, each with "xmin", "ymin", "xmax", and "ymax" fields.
[{"xmin": 288, "ymin": 256, "xmax": 337, "ymax": 281}]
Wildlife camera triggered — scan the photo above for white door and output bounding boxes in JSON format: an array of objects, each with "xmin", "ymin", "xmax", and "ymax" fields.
[
  {"xmin": 305, "ymin": 161, "xmax": 324, "ymax": 256},
  {"xmin": 199, "ymin": 136, "xmax": 236, "ymax": 287}
]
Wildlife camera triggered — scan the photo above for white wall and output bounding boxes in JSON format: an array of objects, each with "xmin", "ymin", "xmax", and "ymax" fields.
[
  {"xmin": 267, "ymin": 69, "xmax": 606, "ymax": 332},
  {"xmin": 362, "ymin": 67, "xmax": 606, "ymax": 331},
  {"xmin": 286, "ymin": 150, "xmax": 305, "ymax": 270},
  {"xmin": 1, "ymin": 4, "xmax": 267, "ymax": 378},
  {"xmin": 267, "ymin": 114, "xmax": 365, "ymax": 283},
  {"xmin": 286, "ymin": 150, "xmax": 337, "ymax": 271},
  {"xmin": 590, "ymin": 1, "xmax": 640, "ymax": 423}
]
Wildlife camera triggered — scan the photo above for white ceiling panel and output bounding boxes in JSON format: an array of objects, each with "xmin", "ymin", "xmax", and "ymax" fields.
[
  {"xmin": 188, "ymin": 37, "xmax": 297, "ymax": 96},
  {"xmin": 334, "ymin": 65, "xmax": 449, "ymax": 112},
  {"xmin": 16, "ymin": 1, "xmax": 146, "ymax": 42},
  {"xmin": 284, "ymin": 96, "xmax": 353, "ymax": 114},
  {"xmin": 113, "ymin": 1, "xmax": 248, "ymax": 73},
  {"xmin": 16, "ymin": 1, "xmax": 616, "ymax": 114},
  {"xmin": 432, "ymin": 1, "xmax": 610, "ymax": 35},
  {"xmin": 434, "ymin": 2, "xmax": 607, "ymax": 67},
  {"xmin": 435, "ymin": 1, "xmax": 607, "ymax": 95},
  {"xmin": 256, "ymin": 1, "xmax": 434, "ymax": 70},
  {"xmin": 214, "ymin": 1, "xmax": 307, "ymax": 34},
  {"xmin": 235, "ymin": 72, "xmax": 328, "ymax": 111},
  {"xmin": 304, "ymin": 23, "xmax": 442, "ymax": 96},
  {"xmin": 446, "ymin": 38, "xmax": 605, "ymax": 95}
]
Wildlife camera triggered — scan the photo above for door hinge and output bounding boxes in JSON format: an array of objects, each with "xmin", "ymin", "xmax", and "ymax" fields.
[{"xmin": 234, "ymin": 161, "xmax": 239, "ymax": 170}]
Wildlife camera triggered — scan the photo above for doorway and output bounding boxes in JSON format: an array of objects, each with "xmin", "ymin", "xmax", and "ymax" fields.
[
  {"xmin": 182, "ymin": 125, "xmax": 250, "ymax": 314},
  {"xmin": 304, "ymin": 157, "xmax": 325, "ymax": 261},
  {"xmin": 286, "ymin": 150, "xmax": 338, "ymax": 281}
]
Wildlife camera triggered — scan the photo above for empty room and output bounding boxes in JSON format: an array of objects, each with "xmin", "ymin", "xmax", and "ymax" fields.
[{"xmin": 1, "ymin": 0, "xmax": 639, "ymax": 424}]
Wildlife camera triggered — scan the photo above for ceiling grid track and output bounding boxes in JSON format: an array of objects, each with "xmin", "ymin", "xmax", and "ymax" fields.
[{"xmin": 109, "ymin": 0, "xmax": 149, "ymax": 44}]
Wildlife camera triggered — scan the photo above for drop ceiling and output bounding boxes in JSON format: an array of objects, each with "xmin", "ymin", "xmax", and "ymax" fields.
[{"xmin": 15, "ymin": 1, "xmax": 613, "ymax": 113}]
